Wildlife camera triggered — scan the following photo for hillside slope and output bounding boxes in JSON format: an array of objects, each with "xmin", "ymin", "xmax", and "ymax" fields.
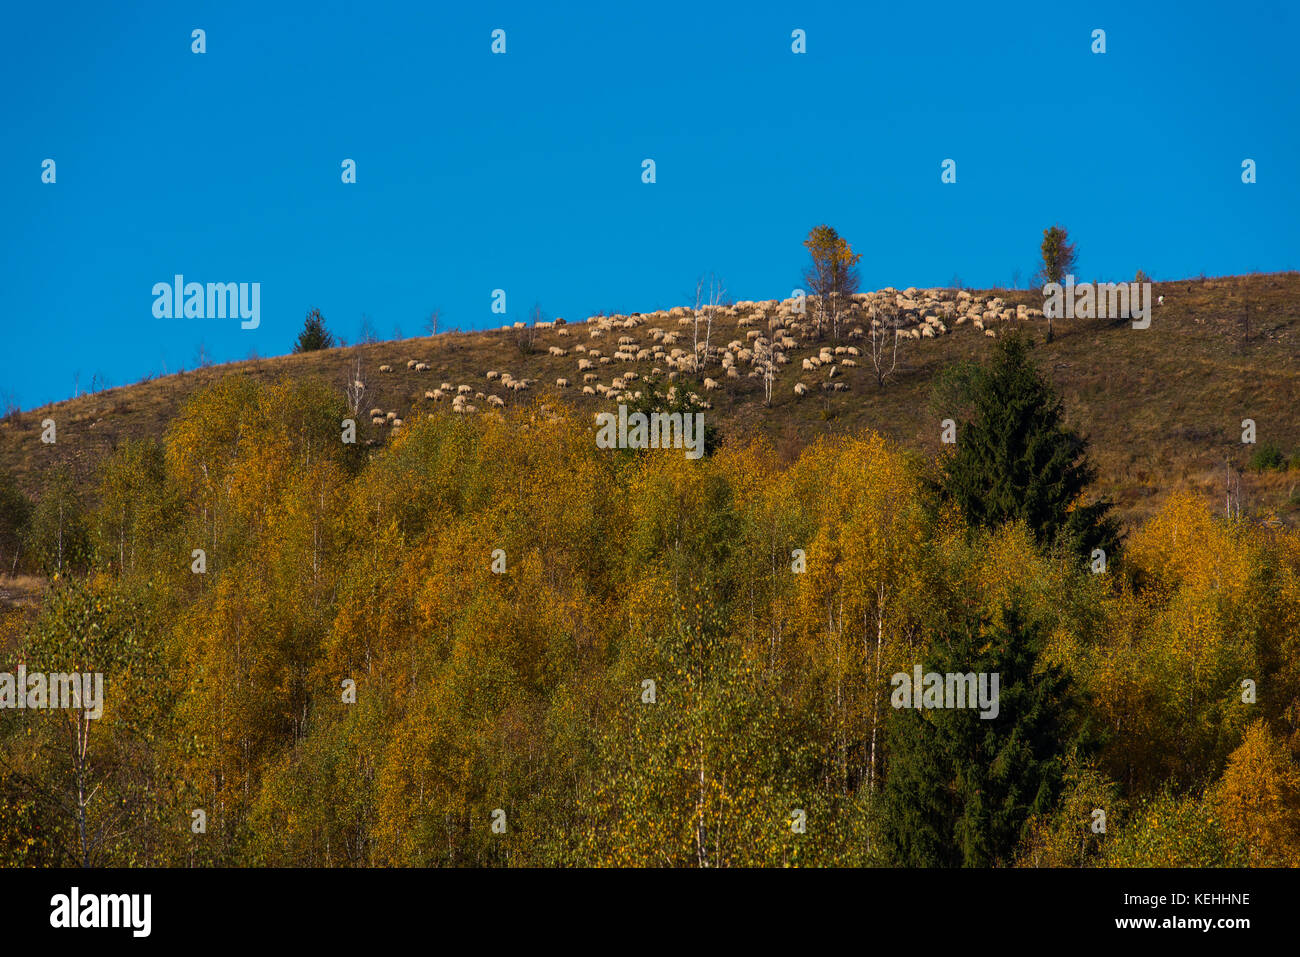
[{"xmin": 3, "ymin": 272, "xmax": 1298, "ymax": 530}]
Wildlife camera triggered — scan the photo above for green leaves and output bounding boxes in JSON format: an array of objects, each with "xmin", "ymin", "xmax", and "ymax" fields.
[{"xmin": 938, "ymin": 331, "xmax": 1119, "ymax": 563}]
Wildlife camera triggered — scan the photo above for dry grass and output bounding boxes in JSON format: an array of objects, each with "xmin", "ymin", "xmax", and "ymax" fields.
[{"xmin": 2, "ymin": 272, "xmax": 1297, "ymax": 534}]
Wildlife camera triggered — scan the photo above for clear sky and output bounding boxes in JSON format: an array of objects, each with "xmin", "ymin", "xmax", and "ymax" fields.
[{"xmin": 3, "ymin": 0, "xmax": 1296, "ymax": 409}]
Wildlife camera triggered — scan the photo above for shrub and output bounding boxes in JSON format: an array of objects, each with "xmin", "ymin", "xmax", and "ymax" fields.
[{"xmin": 1248, "ymin": 441, "xmax": 1287, "ymax": 472}]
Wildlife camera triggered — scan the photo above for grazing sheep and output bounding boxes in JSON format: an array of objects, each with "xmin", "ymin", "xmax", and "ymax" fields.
[
  {"xmin": 583, "ymin": 372, "xmax": 598, "ymax": 382},
  {"xmin": 406, "ymin": 359, "xmax": 418, "ymax": 369},
  {"xmin": 794, "ymin": 382, "xmax": 808, "ymax": 397},
  {"xmin": 370, "ymin": 416, "xmax": 385, "ymax": 425},
  {"xmin": 386, "ymin": 411, "xmax": 397, "ymax": 421},
  {"xmin": 457, "ymin": 384, "xmax": 472, "ymax": 394},
  {"xmin": 487, "ymin": 370, "xmax": 500, "ymax": 380},
  {"xmin": 368, "ymin": 407, "xmax": 383, "ymax": 418},
  {"xmin": 488, "ymin": 395, "xmax": 505, "ymax": 407},
  {"xmin": 548, "ymin": 346, "xmax": 567, "ymax": 356},
  {"xmin": 556, "ymin": 377, "xmax": 571, "ymax": 388},
  {"xmin": 578, "ymin": 358, "xmax": 593, "ymax": 371},
  {"xmin": 425, "ymin": 390, "xmax": 437, "ymax": 399},
  {"xmin": 581, "ymin": 385, "xmax": 595, "ymax": 395},
  {"xmin": 415, "ymin": 363, "xmax": 429, "ymax": 372},
  {"xmin": 841, "ymin": 358, "xmax": 857, "ymax": 367},
  {"xmin": 828, "ymin": 364, "xmax": 838, "ymax": 378},
  {"xmin": 726, "ymin": 366, "xmax": 740, "ymax": 379},
  {"xmin": 441, "ymin": 382, "xmax": 453, "ymax": 391},
  {"xmin": 392, "ymin": 418, "xmax": 403, "ymax": 427},
  {"xmin": 703, "ymin": 377, "xmax": 720, "ymax": 391},
  {"xmin": 984, "ymin": 329, "xmax": 996, "ymax": 338},
  {"xmin": 379, "ymin": 365, "xmax": 393, "ymax": 373}
]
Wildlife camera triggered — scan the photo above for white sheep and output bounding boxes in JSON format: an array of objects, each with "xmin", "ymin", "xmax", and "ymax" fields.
[
  {"xmin": 379, "ymin": 364, "xmax": 393, "ymax": 373},
  {"xmin": 794, "ymin": 382, "xmax": 808, "ymax": 396},
  {"xmin": 703, "ymin": 377, "xmax": 720, "ymax": 391},
  {"xmin": 556, "ymin": 377, "xmax": 571, "ymax": 388}
]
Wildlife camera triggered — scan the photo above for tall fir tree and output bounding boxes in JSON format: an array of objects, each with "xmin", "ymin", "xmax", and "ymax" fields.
[
  {"xmin": 879, "ymin": 605, "xmax": 1083, "ymax": 866},
  {"xmin": 937, "ymin": 330, "xmax": 1118, "ymax": 561},
  {"xmin": 294, "ymin": 308, "xmax": 335, "ymax": 353}
]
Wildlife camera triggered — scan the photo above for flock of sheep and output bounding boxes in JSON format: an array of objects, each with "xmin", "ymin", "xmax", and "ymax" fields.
[{"xmin": 358, "ymin": 287, "xmax": 1045, "ymax": 430}]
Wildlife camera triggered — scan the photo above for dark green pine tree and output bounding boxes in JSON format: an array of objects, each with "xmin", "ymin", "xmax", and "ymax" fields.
[
  {"xmin": 938, "ymin": 330, "xmax": 1118, "ymax": 561},
  {"xmin": 879, "ymin": 605, "xmax": 1083, "ymax": 867},
  {"xmin": 293, "ymin": 308, "xmax": 336, "ymax": 353}
]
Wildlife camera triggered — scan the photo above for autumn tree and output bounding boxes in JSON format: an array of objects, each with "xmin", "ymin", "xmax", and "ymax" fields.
[
  {"xmin": 802, "ymin": 225, "xmax": 862, "ymax": 340},
  {"xmin": 1211, "ymin": 721, "xmax": 1300, "ymax": 866},
  {"xmin": 1037, "ymin": 225, "xmax": 1077, "ymax": 342},
  {"xmin": 0, "ymin": 469, "xmax": 31, "ymax": 575},
  {"xmin": 93, "ymin": 439, "xmax": 175, "ymax": 577},
  {"xmin": 26, "ymin": 465, "xmax": 91, "ymax": 576}
]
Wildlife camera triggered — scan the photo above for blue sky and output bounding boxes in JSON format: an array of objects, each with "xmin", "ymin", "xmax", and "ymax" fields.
[{"xmin": 3, "ymin": 0, "xmax": 1296, "ymax": 409}]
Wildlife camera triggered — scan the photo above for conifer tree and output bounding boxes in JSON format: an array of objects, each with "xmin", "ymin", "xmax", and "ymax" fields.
[
  {"xmin": 294, "ymin": 308, "xmax": 335, "ymax": 353},
  {"xmin": 937, "ymin": 331, "xmax": 1118, "ymax": 562},
  {"xmin": 879, "ymin": 605, "xmax": 1082, "ymax": 866}
]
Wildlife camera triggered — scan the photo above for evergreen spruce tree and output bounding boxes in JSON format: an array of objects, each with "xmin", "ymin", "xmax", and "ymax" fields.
[
  {"xmin": 938, "ymin": 330, "xmax": 1118, "ymax": 561},
  {"xmin": 293, "ymin": 308, "xmax": 335, "ymax": 353},
  {"xmin": 879, "ymin": 605, "xmax": 1082, "ymax": 866}
]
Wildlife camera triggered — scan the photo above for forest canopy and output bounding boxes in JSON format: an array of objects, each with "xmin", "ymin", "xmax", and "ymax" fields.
[{"xmin": 1, "ymin": 363, "xmax": 1298, "ymax": 868}]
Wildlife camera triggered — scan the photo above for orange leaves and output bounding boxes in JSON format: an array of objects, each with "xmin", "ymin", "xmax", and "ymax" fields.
[{"xmin": 1210, "ymin": 721, "xmax": 1300, "ymax": 866}]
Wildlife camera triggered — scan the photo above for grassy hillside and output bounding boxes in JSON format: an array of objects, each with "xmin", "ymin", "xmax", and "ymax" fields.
[{"xmin": 3, "ymin": 272, "xmax": 1298, "ymax": 531}]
